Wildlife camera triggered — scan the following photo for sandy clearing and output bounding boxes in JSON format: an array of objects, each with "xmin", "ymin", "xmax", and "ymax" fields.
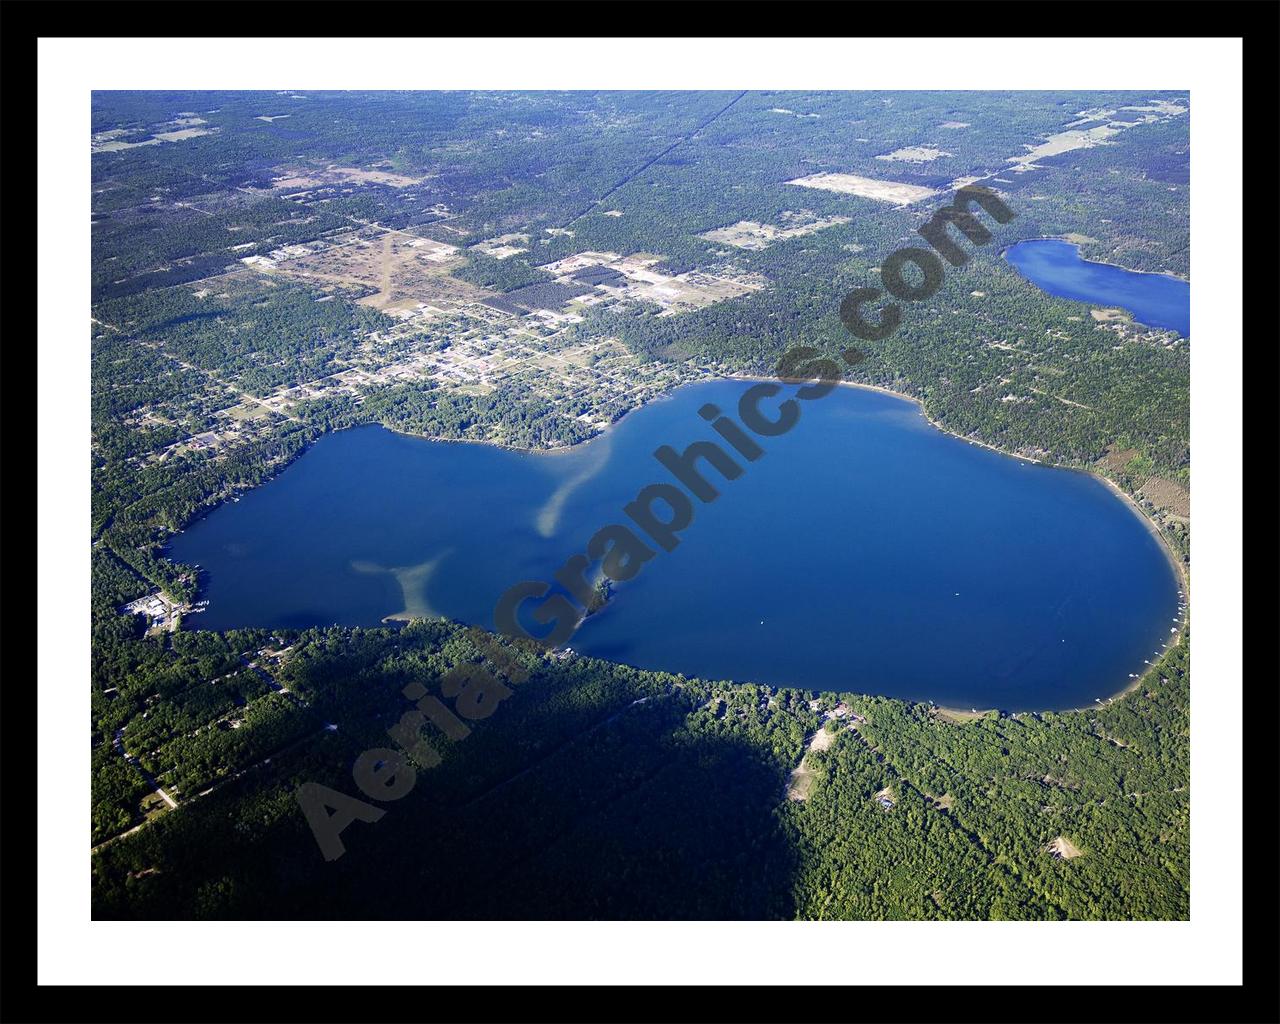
[
  {"xmin": 1046, "ymin": 836, "xmax": 1083, "ymax": 859},
  {"xmin": 786, "ymin": 172, "xmax": 937, "ymax": 207},
  {"xmin": 786, "ymin": 724, "xmax": 841, "ymax": 801},
  {"xmin": 1090, "ymin": 307, "xmax": 1133, "ymax": 323},
  {"xmin": 271, "ymin": 165, "xmax": 422, "ymax": 189},
  {"xmin": 152, "ymin": 127, "xmax": 213, "ymax": 142},
  {"xmin": 700, "ymin": 213, "xmax": 851, "ymax": 250},
  {"xmin": 875, "ymin": 146, "xmax": 953, "ymax": 163},
  {"xmin": 1030, "ymin": 387, "xmax": 1094, "ymax": 411},
  {"xmin": 1007, "ymin": 124, "xmax": 1122, "ymax": 172},
  {"xmin": 326, "ymin": 165, "xmax": 422, "ymax": 187},
  {"xmin": 1119, "ymin": 101, "xmax": 1187, "ymax": 116},
  {"xmin": 471, "ymin": 232, "xmax": 531, "ymax": 259},
  {"xmin": 931, "ymin": 707, "xmax": 992, "ymax": 724}
]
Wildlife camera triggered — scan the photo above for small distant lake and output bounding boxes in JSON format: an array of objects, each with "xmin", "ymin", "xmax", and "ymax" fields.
[
  {"xmin": 1005, "ymin": 238, "xmax": 1190, "ymax": 336},
  {"xmin": 169, "ymin": 380, "xmax": 1182, "ymax": 711}
]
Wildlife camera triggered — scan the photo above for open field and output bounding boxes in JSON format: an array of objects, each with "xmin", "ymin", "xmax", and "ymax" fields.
[
  {"xmin": 1139, "ymin": 476, "xmax": 1191, "ymax": 518},
  {"xmin": 152, "ymin": 127, "xmax": 214, "ymax": 143},
  {"xmin": 470, "ymin": 233, "xmax": 531, "ymax": 259},
  {"xmin": 700, "ymin": 211, "xmax": 851, "ymax": 250},
  {"xmin": 252, "ymin": 229, "xmax": 482, "ymax": 313},
  {"xmin": 539, "ymin": 251, "xmax": 764, "ymax": 315},
  {"xmin": 1007, "ymin": 125, "xmax": 1124, "ymax": 172},
  {"xmin": 1090, "ymin": 307, "xmax": 1133, "ymax": 323},
  {"xmin": 785, "ymin": 171, "xmax": 938, "ymax": 206},
  {"xmin": 271, "ymin": 164, "xmax": 424, "ymax": 190},
  {"xmin": 222, "ymin": 402, "xmax": 274, "ymax": 422},
  {"xmin": 1005, "ymin": 102, "xmax": 1187, "ymax": 173},
  {"xmin": 876, "ymin": 146, "xmax": 953, "ymax": 163}
]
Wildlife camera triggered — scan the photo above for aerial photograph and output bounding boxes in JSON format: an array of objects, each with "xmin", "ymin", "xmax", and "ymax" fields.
[{"xmin": 88, "ymin": 89, "xmax": 1191, "ymax": 921}]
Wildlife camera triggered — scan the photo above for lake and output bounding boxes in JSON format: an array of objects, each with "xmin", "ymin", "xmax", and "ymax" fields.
[
  {"xmin": 1005, "ymin": 238, "xmax": 1190, "ymax": 336},
  {"xmin": 169, "ymin": 380, "xmax": 1183, "ymax": 711}
]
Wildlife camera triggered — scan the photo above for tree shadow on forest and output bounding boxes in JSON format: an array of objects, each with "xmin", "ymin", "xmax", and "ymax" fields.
[
  {"xmin": 94, "ymin": 691, "xmax": 802, "ymax": 922},
  {"xmin": 308, "ymin": 702, "xmax": 799, "ymax": 920}
]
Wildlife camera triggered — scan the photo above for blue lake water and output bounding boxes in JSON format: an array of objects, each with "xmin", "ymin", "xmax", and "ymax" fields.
[
  {"xmin": 169, "ymin": 380, "xmax": 1182, "ymax": 711},
  {"xmin": 1005, "ymin": 238, "xmax": 1190, "ymax": 336}
]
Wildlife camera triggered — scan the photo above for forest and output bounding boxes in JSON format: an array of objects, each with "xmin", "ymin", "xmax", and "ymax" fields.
[{"xmin": 91, "ymin": 619, "xmax": 1189, "ymax": 920}]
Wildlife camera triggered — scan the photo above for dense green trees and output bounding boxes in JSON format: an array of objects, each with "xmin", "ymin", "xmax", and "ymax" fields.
[
  {"xmin": 91, "ymin": 621, "xmax": 1190, "ymax": 919},
  {"xmin": 94, "ymin": 276, "xmax": 390, "ymax": 395},
  {"xmin": 450, "ymin": 252, "xmax": 554, "ymax": 293}
]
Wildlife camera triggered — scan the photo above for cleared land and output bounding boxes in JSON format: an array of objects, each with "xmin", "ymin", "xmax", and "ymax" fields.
[
  {"xmin": 875, "ymin": 146, "xmax": 953, "ymax": 163},
  {"xmin": 931, "ymin": 707, "xmax": 994, "ymax": 724},
  {"xmin": 255, "ymin": 231, "xmax": 477, "ymax": 313},
  {"xmin": 1005, "ymin": 103, "xmax": 1186, "ymax": 174},
  {"xmin": 471, "ymin": 233, "xmax": 530, "ymax": 259},
  {"xmin": 1007, "ymin": 125, "xmax": 1123, "ymax": 172},
  {"xmin": 1046, "ymin": 836, "xmax": 1084, "ymax": 860},
  {"xmin": 786, "ymin": 172, "xmax": 938, "ymax": 206},
  {"xmin": 786, "ymin": 725, "xmax": 840, "ymax": 802},
  {"xmin": 538, "ymin": 252, "xmax": 764, "ymax": 316},
  {"xmin": 700, "ymin": 211, "xmax": 851, "ymax": 250},
  {"xmin": 1139, "ymin": 477, "xmax": 1190, "ymax": 519},
  {"xmin": 1090, "ymin": 307, "xmax": 1133, "ymax": 324},
  {"xmin": 271, "ymin": 164, "xmax": 423, "ymax": 189}
]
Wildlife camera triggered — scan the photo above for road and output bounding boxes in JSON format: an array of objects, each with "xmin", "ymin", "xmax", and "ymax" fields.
[{"xmin": 113, "ymin": 727, "xmax": 178, "ymax": 809}]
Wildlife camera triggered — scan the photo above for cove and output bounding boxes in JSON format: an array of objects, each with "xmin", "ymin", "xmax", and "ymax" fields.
[
  {"xmin": 168, "ymin": 380, "xmax": 1182, "ymax": 712},
  {"xmin": 1004, "ymin": 238, "xmax": 1190, "ymax": 337}
]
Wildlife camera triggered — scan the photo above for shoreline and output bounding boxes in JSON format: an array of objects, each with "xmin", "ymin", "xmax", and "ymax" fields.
[
  {"xmin": 719, "ymin": 372, "xmax": 1050, "ymax": 465},
  {"xmin": 377, "ymin": 377, "xmax": 697, "ymax": 458},
  {"xmin": 390, "ymin": 369, "xmax": 1189, "ymax": 717},
  {"xmin": 380, "ymin": 421, "xmax": 580, "ymax": 456},
  {"xmin": 810, "ymin": 375, "xmax": 1190, "ymax": 716},
  {"xmin": 1001, "ymin": 236, "xmax": 1191, "ymax": 284},
  {"xmin": 168, "ymin": 370, "xmax": 1188, "ymax": 718}
]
